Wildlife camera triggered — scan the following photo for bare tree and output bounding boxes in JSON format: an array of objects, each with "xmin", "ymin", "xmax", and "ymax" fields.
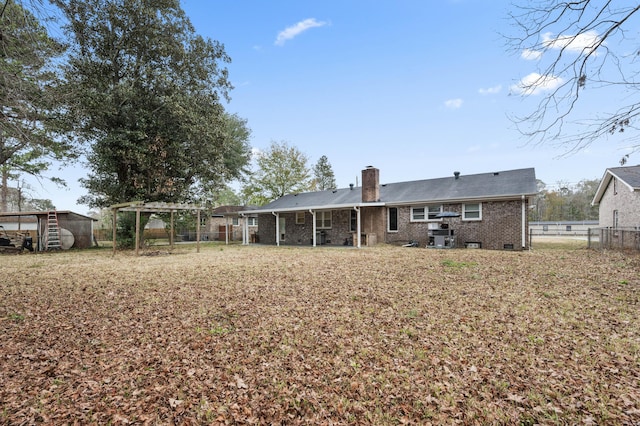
[{"xmin": 507, "ymin": 1, "xmax": 640, "ymax": 162}]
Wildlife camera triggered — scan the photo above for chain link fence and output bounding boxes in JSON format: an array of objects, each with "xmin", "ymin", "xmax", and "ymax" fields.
[{"xmin": 588, "ymin": 227, "xmax": 640, "ymax": 251}]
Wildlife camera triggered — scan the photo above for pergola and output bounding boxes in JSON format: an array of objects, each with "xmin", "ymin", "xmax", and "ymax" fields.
[{"xmin": 110, "ymin": 201, "xmax": 206, "ymax": 255}]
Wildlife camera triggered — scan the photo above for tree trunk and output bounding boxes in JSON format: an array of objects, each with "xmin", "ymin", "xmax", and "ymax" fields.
[{"xmin": 1, "ymin": 168, "xmax": 8, "ymax": 212}]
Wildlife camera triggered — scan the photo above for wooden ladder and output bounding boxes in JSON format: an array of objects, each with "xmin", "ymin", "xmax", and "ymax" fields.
[{"xmin": 46, "ymin": 211, "xmax": 62, "ymax": 250}]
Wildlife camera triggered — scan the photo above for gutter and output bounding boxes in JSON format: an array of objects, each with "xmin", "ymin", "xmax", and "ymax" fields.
[{"xmin": 242, "ymin": 201, "xmax": 386, "ymax": 215}]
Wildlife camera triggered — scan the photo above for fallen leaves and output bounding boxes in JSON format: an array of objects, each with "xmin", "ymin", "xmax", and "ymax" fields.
[{"xmin": 1, "ymin": 245, "xmax": 639, "ymax": 424}]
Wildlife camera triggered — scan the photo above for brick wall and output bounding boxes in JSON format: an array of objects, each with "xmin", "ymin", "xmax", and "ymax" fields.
[
  {"xmin": 597, "ymin": 178, "xmax": 640, "ymax": 228},
  {"xmin": 385, "ymin": 199, "xmax": 528, "ymax": 250},
  {"xmin": 258, "ymin": 210, "xmax": 355, "ymax": 246},
  {"xmin": 257, "ymin": 199, "xmax": 529, "ymax": 250}
]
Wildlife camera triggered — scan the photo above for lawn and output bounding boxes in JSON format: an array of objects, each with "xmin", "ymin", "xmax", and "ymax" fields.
[{"xmin": 1, "ymin": 244, "xmax": 639, "ymax": 425}]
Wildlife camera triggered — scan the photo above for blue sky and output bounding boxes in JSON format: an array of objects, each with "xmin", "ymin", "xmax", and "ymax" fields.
[{"xmin": 27, "ymin": 0, "xmax": 635, "ymax": 213}]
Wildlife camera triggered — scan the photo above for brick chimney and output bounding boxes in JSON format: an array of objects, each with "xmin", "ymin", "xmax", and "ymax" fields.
[{"xmin": 361, "ymin": 166, "xmax": 379, "ymax": 202}]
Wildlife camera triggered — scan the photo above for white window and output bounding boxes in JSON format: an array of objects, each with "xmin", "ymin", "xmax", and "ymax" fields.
[
  {"xmin": 232, "ymin": 217, "xmax": 239, "ymax": 226},
  {"xmin": 411, "ymin": 207, "xmax": 425, "ymax": 221},
  {"xmin": 295, "ymin": 212, "xmax": 305, "ymax": 225},
  {"xmin": 463, "ymin": 203, "xmax": 482, "ymax": 221},
  {"xmin": 613, "ymin": 210, "xmax": 619, "ymax": 229},
  {"xmin": 411, "ymin": 205, "xmax": 442, "ymax": 221},
  {"xmin": 316, "ymin": 211, "xmax": 332, "ymax": 229},
  {"xmin": 247, "ymin": 217, "xmax": 257, "ymax": 226},
  {"xmin": 427, "ymin": 205, "xmax": 442, "ymax": 220}
]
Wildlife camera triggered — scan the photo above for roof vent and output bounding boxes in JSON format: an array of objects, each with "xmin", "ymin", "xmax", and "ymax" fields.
[
  {"xmin": 493, "ymin": 172, "xmax": 500, "ymax": 176},
  {"xmin": 454, "ymin": 171, "xmax": 460, "ymax": 179},
  {"xmin": 349, "ymin": 183, "xmax": 354, "ymax": 190}
]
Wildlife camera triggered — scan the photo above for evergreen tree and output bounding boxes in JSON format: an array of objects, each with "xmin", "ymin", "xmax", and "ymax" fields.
[
  {"xmin": 312, "ymin": 155, "xmax": 337, "ymax": 191},
  {"xmin": 54, "ymin": 0, "xmax": 251, "ymax": 208},
  {"xmin": 0, "ymin": 0, "xmax": 72, "ymax": 211}
]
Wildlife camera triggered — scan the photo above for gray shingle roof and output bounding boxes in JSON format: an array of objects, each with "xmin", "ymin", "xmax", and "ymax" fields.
[
  {"xmin": 592, "ymin": 164, "xmax": 640, "ymax": 205},
  {"xmin": 608, "ymin": 165, "xmax": 640, "ymax": 188},
  {"xmin": 245, "ymin": 168, "xmax": 537, "ymax": 213}
]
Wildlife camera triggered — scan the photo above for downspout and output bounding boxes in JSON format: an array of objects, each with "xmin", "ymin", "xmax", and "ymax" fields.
[
  {"xmin": 310, "ymin": 209, "xmax": 316, "ymax": 247},
  {"xmin": 354, "ymin": 206, "xmax": 361, "ymax": 248},
  {"xmin": 521, "ymin": 195, "xmax": 526, "ymax": 249},
  {"xmin": 272, "ymin": 212, "xmax": 279, "ymax": 246}
]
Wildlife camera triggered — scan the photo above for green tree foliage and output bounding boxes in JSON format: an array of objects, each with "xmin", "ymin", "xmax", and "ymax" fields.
[
  {"xmin": 54, "ymin": 0, "xmax": 251, "ymax": 208},
  {"xmin": 0, "ymin": 174, "xmax": 54, "ymax": 211},
  {"xmin": 193, "ymin": 113, "xmax": 251, "ymax": 206},
  {"xmin": 312, "ymin": 155, "xmax": 337, "ymax": 191},
  {"xmin": 529, "ymin": 179, "xmax": 599, "ymax": 222},
  {"xmin": 241, "ymin": 140, "xmax": 312, "ymax": 205},
  {"xmin": 0, "ymin": 0, "xmax": 73, "ymax": 211},
  {"xmin": 508, "ymin": 2, "xmax": 640, "ymax": 160}
]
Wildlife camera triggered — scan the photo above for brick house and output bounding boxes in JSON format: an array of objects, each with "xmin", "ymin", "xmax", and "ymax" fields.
[
  {"xmin": 244, "ymin": 166, "xmax": 538, "ymax": 250},
  {"xmin": 592, "ymin": 165, "xmax": 640, "ymax": 228},
  {"xmin": 206, "ymin": 205, "xmax": 258, "ymax": 242}
]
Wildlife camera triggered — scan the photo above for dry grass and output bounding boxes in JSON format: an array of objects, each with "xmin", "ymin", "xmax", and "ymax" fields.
[
  {"xmin": 530, "ymin": 236, "xmax": 590, "ymax": 250},
  {"xmin": 1, "ymin": 244, "xmax": 639, "ymax": 425}
]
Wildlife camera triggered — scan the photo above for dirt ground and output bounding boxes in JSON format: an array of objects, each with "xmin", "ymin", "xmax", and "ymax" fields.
[{"xmin": 1, "ymin": 244, "xmax": 639, "ymax": 424}]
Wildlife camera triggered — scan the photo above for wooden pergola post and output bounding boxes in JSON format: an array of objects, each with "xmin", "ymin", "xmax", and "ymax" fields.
[
  {"xmin": 112, "ymin": 207, "xmax": 117, "ymax": 256},
  {"xmin": 109, "ymin": 201, "xmax": 203, "ymax": 256},
  {"xmin": 196, "ymin": 209, "xmax": 201, "ymax": 253},
  {"xmin": 170, "ymin": 210, "xmax": 175, "ymax": 250},
  {"xmin": 135, "ymin": 207, "xmax": 141, "ymax": 256}
]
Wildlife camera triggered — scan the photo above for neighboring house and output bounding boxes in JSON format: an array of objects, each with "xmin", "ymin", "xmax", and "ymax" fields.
[
  {"xmin": 529, "ymin": 221, "xmax": 598, "ymax": 236},
  {"xmin": 132, "ymin": 206, "xmax": 258, "ymax": 242},
  {"xmin": 592, "ymin": 164, "xmax": 640, "ymax": 228},
  {"xmin": 243, "ymin": 166, "xmax": 538, "ymax": 250}
]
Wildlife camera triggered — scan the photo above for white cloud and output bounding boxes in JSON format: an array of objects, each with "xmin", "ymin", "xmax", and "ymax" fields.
[
  {"xmin": 510, "ymin": 72, "xmax": 563, "ymax": 96},
  {"xmin": 542, "ymin": 30, "xmax": 602, "ymax": 54},
  {"xmin": 478, "ymin": 85, "xmax": 502, "ymax": 95},
  {"xmin": 444, "ymin": 98, "xmax": 463, "ymax": 109},
  {"xmin": 521, "ymin": 48, "xmax": 543, "ymax": 61},
  {"xmin": 275, "ymin": 18, "xmax": 328, "ymax": 46}
]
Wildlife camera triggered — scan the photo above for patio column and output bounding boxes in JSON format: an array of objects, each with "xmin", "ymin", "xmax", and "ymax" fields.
[
  {"xmin": 273, "ymin": 212, "xmax": 280, "ymax": 246},
  {"xmin": 354, "ymin": 206, "xmax": 361, "ymax": 248},
  {"xmin": 241, "ymin": 214, "xmax": 248, "ymax": 245},
  {"xmin": 310, "ymin": 209, "xmax": 316, "ymax": 247},
  {"xmin": 225, "ymin": 216, "xmax": 229, "ymax": 245},
  {"xmin": 521, "ymin": 195, "xmax": 526, "ymax": 249}
]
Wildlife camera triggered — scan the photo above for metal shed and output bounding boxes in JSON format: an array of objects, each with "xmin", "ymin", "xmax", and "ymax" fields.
[{"xmin": 0, "ymin": 210, "xmax": 97, "ymax": 251}]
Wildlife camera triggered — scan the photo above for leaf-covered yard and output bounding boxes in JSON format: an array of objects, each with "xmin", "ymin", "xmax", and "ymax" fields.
[{"xmin": 1, "ymin": 245, "xmax": 639, "ymax": 425}]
